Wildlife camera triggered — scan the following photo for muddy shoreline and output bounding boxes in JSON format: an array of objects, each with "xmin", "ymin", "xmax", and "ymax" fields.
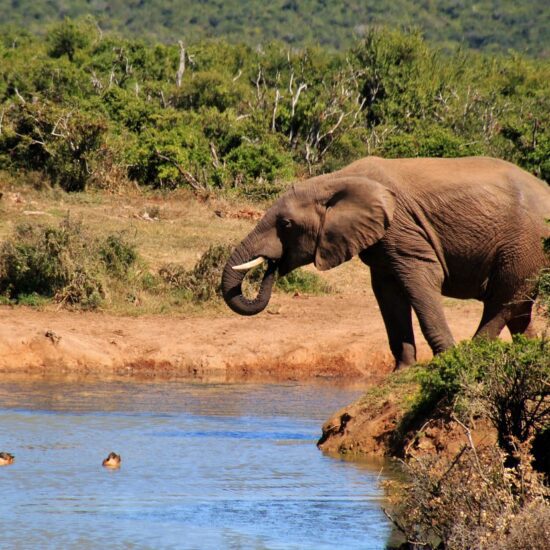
[{"xmin": 0, "ymin": 294, "xmax": 485, "ymax": 383}]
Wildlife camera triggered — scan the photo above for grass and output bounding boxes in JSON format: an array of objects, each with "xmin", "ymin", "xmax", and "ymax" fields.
[
  {"xmin": 0, "ymin": 173, "xmax": 337, "ymax": 315},
  {"xmin": 355, "ymin": 365, "xmax": 423, "ymax": 417}
]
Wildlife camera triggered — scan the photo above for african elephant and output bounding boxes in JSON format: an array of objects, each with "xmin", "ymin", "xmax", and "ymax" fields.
[{"xmin": 221, "ymin": 156, "xmax": 550, "ymax": 369}]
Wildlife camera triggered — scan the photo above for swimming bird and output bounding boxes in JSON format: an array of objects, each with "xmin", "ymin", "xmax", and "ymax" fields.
[
  {"xmin": 102, "ymin": 452, "xmax": 121, "ymax": 468},
  {"xmin": 0, "ymin": 452, "xmax": 15, "ymax": 466}
]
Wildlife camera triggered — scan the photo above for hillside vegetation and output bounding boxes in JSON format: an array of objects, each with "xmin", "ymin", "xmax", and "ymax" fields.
[
  {"xmin": 1, "ymin": 22, "xmax": 549, "ymax": 202},
  {"xmin": 1, "ymin": 1, "xmax": 549, "ymax": 56}
]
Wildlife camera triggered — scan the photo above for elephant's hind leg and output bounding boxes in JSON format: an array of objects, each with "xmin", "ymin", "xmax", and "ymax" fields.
[
  {"xmin": 476, "ymin": 295, "xmax": 536, "ymax": 339},
  {"xmin": 475, "ymin": 302, "xmax": 508, "ymax": 339},
  {"xmin": 506, "ymin": 299, "xmax": 535, "ymax": 337}
]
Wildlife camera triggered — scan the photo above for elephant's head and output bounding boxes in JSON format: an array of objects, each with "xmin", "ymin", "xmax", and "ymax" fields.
[{"xmin": 221, "ymin": 174, "xmax": 395, "ymax": 315}]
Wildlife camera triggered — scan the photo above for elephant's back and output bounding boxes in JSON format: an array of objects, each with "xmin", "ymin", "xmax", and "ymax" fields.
[
  {"xmin": 511, "ymin": 170, "xmax": 550, "ymax": 222},
  {"xmin": 351, "ymin": 156, "xmax": 550, "ymax": 222}
]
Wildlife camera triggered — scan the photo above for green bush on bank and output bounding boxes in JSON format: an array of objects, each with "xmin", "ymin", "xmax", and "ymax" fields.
[
  {"xmin": 0, "ymin": 218, "xmax": 137, "ymax": 308},
  {"xmin": 388, "ymin": 336, "xmax": 549, "ymax": 549},
  {"xmin": 417, "ymin": 337, "xmax": 549, "ymax": 448}
]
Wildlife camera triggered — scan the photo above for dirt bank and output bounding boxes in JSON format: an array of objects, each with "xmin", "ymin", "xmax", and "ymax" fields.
[
  {"xmin": 317, "ymin": 388, "xmax": 498, "ymax": 459},
  {"xmin": 0, "ymin": 292, "xmax": 485, "ymax": 382}
]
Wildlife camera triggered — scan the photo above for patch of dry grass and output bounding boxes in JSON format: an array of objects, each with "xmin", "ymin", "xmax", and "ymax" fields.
[{"xmin": 0, "ymin": 176, "xmax": 339, "ymax": 315}]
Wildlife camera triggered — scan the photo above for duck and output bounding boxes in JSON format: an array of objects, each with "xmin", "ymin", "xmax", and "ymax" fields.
[
  {"xmin": 0, "ymin": 452, "xmax": 15, "ymax": 466},
  {"xmin": 102, "ymin": 452, "xmax": 121, "ymax": 468}
]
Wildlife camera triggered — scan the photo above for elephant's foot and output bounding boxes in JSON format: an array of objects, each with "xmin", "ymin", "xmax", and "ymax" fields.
[{"xmin": 392, "ymin": 344, "xmax": 416, "ymax": 371}]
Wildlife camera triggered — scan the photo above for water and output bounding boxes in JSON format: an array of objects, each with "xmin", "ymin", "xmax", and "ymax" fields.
[{"xmin": 0, "ymin": 377, "xmax": 393, "ymax": 549}]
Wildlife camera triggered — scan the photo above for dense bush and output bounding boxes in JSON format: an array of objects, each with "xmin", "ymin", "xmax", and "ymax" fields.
[
  {"xmin": 274, "ymin": 267, "xmax": 332, "ymax": 295},
  {"xmin": 387, "ymin": 336, "xmax": 550, "ymax": 549},
  {"xmin": 159, "ymin": 244, "xmax": 233, "ymax": 302},
  {"xmin": 1, "ymin": 23, "xmax": 549, "ymax": 196},
  {"xmin": 0, "ymin": 101, "xmax": 107, "ymax": 191},
  {"xmin": 0, "ymin": 218, "xmax": 137, "ymax": 308},
  {"xmin": 415, "ymin": 338, "xmax": 549, "ymax": 444},
  {"xmin": 389, "ymin": 440, "xmax": 549, "ymax": 550}
]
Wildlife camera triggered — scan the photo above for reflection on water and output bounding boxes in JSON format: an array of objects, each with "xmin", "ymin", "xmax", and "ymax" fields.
[{"xmin": 0, "ymin": 377, "xmax": 392, "ymax": 549}]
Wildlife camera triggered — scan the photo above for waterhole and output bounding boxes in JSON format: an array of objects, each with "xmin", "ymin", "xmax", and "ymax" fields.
[{"xmin": 0, "ymin": 377, "xmax": 393, "ymax": 549}]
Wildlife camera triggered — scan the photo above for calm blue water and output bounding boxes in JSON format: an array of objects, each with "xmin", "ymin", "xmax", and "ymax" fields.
[{"xmin": 0, "ymin": 378, "xmax": 392, "ymax": 549}]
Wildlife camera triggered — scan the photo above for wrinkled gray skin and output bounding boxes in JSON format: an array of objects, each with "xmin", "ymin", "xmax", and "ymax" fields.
[{"xmin": 222, "ymin": 156, "xmax": 550, "ymax": 369}]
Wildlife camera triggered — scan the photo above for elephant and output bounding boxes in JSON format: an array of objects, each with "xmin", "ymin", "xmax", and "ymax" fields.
[{"xmin": 221, "ymin": 156, "xmax": 550, "ymax": 369}]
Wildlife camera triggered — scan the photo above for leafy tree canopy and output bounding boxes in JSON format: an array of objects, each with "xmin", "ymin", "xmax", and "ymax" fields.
[{"xmin": 0, "ymin": 23, "xmax": 548, "ymax": 195}]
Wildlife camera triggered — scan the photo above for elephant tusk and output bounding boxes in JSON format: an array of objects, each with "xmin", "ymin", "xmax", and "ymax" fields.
[{"xmin": 232, "ymin": 257, "xmax": 266, "ymax": 272}]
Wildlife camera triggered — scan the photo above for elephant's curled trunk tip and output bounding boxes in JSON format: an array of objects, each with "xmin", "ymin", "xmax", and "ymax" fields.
[{"xmin": 222, "ymin": 248, "xmax": 277, "ymax": 316}]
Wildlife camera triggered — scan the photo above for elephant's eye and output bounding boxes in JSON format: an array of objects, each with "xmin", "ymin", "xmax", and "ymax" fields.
[{"xmin": 278, "ymin": 218, "xmax": 292, "ymax": 229}]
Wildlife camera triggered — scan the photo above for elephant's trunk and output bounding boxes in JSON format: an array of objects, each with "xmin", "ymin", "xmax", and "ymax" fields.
[{"xmin": 221, "ymin": 244, "xmax": 277, "ymax": 316}]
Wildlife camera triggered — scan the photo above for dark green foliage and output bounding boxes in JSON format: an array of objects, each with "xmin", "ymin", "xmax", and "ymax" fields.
[
  {"xmin": 0, "ymin": 219, "xmax": 103, "ymax": 306},
  {"xmin": 0, "ymin": 101, "xmax": 107, "ymax": 191},
  {"xmin": 98, "ymin": 234, "xmax": 137, "ymax": 277},
  {"xmin": 406, "ymin": 338, "xmax": 550, "ymax": 461},
  {"xmin": 1, "ymin": 24, "xmax": 549, "ymax": 196},
  {"xmin": 275, "ymin": 268, "xmax": 332, "ymax": 295},
  {"xmin": 0, "ymin": 218, "xmax": 138, "ymax": 308},
  {"xmin": 174, "ymin": 70, "xmax": 249, "ymax": 112},
  {"xmin": 47, "ymin": 18, "xmax": 90, "ymax": 62},
  {"xmin": 379, "ymin": 126, "xmax": 483, "ymax": 158},
  {"xmin": 0, "ymin": 1, "xmax": 548, "ymax": 56},
  {"xmin": 418, "ymin": 338, "xmax": 548, "ymax": 407}
]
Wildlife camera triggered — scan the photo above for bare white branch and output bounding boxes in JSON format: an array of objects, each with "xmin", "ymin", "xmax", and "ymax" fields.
[
  {"xmin": 14, "ymin": 87, "xmax": 26, "ymax": 104},
  {"xmin": 176, "ymin": 41, "xmax": 186, "ymax": 88},
  {"xmin": 271, "ymin": 89, "xmax": 281, "ymax": 132}
]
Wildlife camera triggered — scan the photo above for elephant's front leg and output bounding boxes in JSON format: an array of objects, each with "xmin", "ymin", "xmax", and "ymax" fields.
[
  {"xmin": 370, "ymin": 268, "xmax": 416, "ymax": 369},
  {"xmin": 399, "ymin": 261, "xmax": 455, "ymax": 355}
]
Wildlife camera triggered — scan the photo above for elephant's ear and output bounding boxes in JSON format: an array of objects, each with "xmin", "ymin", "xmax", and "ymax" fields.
[{"xmin": 314, "ymin": 176, "xmax": 395, "ymax": 271}]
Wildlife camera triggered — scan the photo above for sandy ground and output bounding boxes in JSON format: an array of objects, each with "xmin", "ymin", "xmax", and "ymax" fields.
[{"xmin": 0, "ymin": 291, "xmax": 487, "ymax": 382}]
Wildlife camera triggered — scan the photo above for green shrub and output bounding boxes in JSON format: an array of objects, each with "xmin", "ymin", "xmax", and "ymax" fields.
[
  {"xmin": 378, "ymin": 125, "xmax": 483, "ymax": 158},
  {"xmin": 417, "ymin": 337, "xmax": 549, "ymax": 409},
  {"xmin": 0, "ymin": 101, "xmax": 107, "ymax": 192},
  {"xmin": 16, "ymin": 292, "xmax": 50, "ymax": 307},
  {"xmin": 403, "ymin": 337, "xmax": 550, "ymax": 464},
  {"xmin": 99, "ymin": 234, "xmax": 137, "ymax": 277},
  {"xmin": 47, "ymin": 18, "xmax": 90, "ymax": 62},
  {"xmin": 0, "ymin": 218, "xmax": 139, "ymax": 309},
  {"xmin": 0, "ymin": 220, "xmax": 92, "ymax": 298},
  {"xmin": 389, "ymin": 336, "xmax": 550, "ymax": 549},
  {"xmin": 275, "ymin": 268, "xmax": 332, "ymax": 295},
  {"xmin": 174, "ymin": 70, "xmax": 250, "ymax": 112},
  {"xmin": 127, "ymin": 118, "xmax": 211, "ymax": 190},
  {"xmin": 225, "ymin": 139, "xmax": 295, "ymax": 186}
]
